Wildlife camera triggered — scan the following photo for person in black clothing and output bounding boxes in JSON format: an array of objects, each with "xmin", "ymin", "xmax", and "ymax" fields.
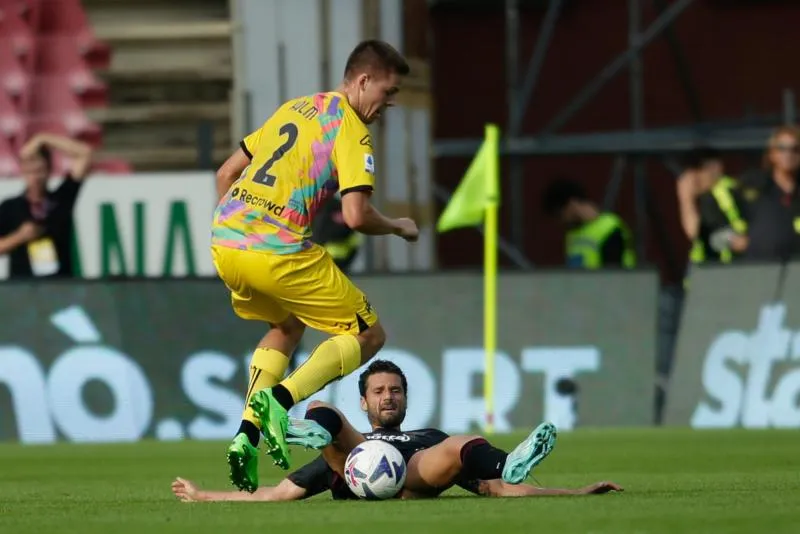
[
  {"xmin": 0, "ymin": 133, "xmax": 92, "ymax": 278},
  {"xmin": 733, "ymin": 125, "xmax": 800, "ymax": 262},
  {"xmin": 172, "ymin": 360, "xmax": 622, "ymax": 502},
  {"xmin": 698, "ymin": 126, "xmax": 800, "ymax": 262},
  {"xmin": 677, "ymin": 147, "xmax": 747, "ymax": 265}
]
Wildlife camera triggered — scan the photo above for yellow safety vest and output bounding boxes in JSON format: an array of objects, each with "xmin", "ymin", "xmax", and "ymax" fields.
[
  {"xmin": 565, "ymin": 212, "xmax": 636, "ymax": 269},
  {"xmin": 689, "ymin": 176, "xmax": 747, "ymax": 265}
]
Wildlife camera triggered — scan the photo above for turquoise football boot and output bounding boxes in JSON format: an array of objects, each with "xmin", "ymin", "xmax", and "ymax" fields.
[
  {"xmin": 502, "ymin": 422, "xmax": 557, "ymax": 484},
  {"xmin": 287, "ymin": 418, "xmax": 333, "ymax": 450}
]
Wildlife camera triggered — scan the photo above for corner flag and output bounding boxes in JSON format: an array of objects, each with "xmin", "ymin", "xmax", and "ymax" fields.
[
  {"xmin": 436, "ymin": 124, "xmax": 500, "ymax": 232},
  {"xmin": 436, "ymin": 124, "xmax": 500, "ymax": 433}
]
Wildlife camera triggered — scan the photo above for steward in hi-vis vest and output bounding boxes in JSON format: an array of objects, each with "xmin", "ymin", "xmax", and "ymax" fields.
[{"xmin": 542, "ymin": 177, "xmax": 636, "ymax": 269}]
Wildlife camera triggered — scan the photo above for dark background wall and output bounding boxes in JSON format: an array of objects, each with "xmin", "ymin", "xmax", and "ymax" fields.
[{"xmin": 405, "ymin": 0, "xmax": 799, "ymax": 284}]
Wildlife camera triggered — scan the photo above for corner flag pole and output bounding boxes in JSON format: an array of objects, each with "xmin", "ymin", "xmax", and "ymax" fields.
[
  {"xmin": 433, "ymin": 123, "xmax": 500, "ymax": 434},
  {"xmin": 483, "ymin": 124, "xmax": 500, "ymax": 434}
]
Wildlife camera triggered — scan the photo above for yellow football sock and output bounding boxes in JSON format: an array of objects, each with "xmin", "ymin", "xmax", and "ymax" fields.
[
  {"xmin": 281, "ymin": 335, "xmax": 361, "ymax": 404},
  {"xmin": 242, "ymin": 347, "xmax": 289, "ymax": 426}
]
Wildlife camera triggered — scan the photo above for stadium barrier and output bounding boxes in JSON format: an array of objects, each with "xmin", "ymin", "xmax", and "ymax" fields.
[
  {"xmin": 0, "ymin": 171, "xmax": 432, "ymax": 279},
  {"xmin": 665, "ymin": 262, "xmax": 800, "ymax": 428},
  {"xmin": 0, "ymin": 271, "xmax": 658, "ymax": 444}
]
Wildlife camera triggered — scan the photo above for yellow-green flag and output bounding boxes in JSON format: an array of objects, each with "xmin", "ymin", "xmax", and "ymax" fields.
[
  {"xmin": 436, "ymin": 124, "xmax": 500, "ymax": 232},
  {"xmin": 435, "ymin": 124, "xmax": 501, "ymax": 434}
]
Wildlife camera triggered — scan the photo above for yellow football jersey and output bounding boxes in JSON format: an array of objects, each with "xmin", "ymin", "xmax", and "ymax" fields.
[{"xmin": 212, "ymin": 92, "xmax": 375, "ymax": 253}]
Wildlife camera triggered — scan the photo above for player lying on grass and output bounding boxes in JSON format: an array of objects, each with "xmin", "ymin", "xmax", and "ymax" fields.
[{"xmin": 172, "ymin": 360, "xmax": 622, "ymax": 501}]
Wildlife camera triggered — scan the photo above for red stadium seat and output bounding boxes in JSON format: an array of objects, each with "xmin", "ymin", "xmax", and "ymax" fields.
[
  {"xmin": 36, "ymin": 0, "xmax": 110, "ymax": 69},
  {"xmin": 0, "ymin": 39, "xmax": 31, "ymax": 104},
  {"xmin": 0, "ymin": 2, "xmax": 35, "ymax": 69},
  {"xmin": 27, "ymin": 78, "xmax": 102, "ymax": 145},
  {"xmin": 0, "ymin": 133, "xmax": 20, "ymax": 177},
  {"xmin": 15, "ymin": 0, "xmax": 42, "ymax": 28},
  {"xmin": 35, "ymin": 36, "xmax": 107, "ymax": 107},
  {"xmin": 0, "ymin": 0, "xmax": 129, "ymax": 172}
]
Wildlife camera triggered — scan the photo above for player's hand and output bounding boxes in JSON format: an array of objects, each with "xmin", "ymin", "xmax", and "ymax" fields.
[
  {"xmin": 172, "ymin": 477, "xmax": 203, "ymax": 502},
  {"xmin": 730, "ymin": 234, "xmax": 749, "ymax": 253},
  {"xmin": 394, "ymin": 218, "xmax": 419, "ymax": 242},
  {"xmin": 581, "ymin": 481, "xmax": 623, "ymax": 494},
  {"xmin": 19, "ymin": 134, "xmax": 45, "ymax": 159}
]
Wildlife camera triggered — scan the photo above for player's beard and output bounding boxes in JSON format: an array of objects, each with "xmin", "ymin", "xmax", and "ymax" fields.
[{"xmin": 370, "ymin": 403, "xmax": 406, "ymax": 429}]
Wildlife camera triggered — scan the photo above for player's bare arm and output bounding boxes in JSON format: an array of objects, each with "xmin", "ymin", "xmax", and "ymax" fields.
[
  {"xmin": 475, "ymin": 479, "xmax": 623, "ymax": 497},
  {"xmin": 171, "ymin": 476, "xmax": 306, "ymax": 502},
  {"xmin": 341, "ymin": 190, "xmax": 419, "ymax": 241},
  {"xmin": 676, "ymin": 170, "xmax": 700, "ymax": 240},
  {"xmin": 20, "ymin": 133, "xmax": 93, "ymax": 180},
  {"xmin": 215, "ymin": 148, "xmax": 251, "ymax": 201}
]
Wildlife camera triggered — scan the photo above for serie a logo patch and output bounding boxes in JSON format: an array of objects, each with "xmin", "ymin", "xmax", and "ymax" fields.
[{"xmin": 364, "ymin": 154, "xmax": 375, "ymax": 174}]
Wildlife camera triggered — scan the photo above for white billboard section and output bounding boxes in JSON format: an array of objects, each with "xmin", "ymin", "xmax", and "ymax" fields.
[
  {"xmin": 381, "ymin": 106, "xmax": 434, "ymax": 272},
  {"xmin": 328, "ymin": 0, "xmax": 364, "ymax": 87},
  {"xmin": 377, "ymin": 0, "xmax": 434, "ymax": 271},
  {"xmin": 235, "ymin": 0, "xmax": 282, "ymax": 129},
  {"xmin": 236, "ymin": 0, "xmax": 350, "ymax": 130},
  {"xmin": 281, "ymin": 1, "xmax": 324, "ymax": 100}
]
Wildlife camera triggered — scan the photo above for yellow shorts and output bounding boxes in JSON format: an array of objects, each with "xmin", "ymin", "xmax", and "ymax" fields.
[{"xmin": 211, "ymin": 244, "xmax": 378, "ymax": 335}]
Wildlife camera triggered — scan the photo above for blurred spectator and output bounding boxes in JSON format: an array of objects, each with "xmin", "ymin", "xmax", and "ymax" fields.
[
  {"xmin": 541, "ymin": 177, "xmax": 636, "ymax": 269},
  {"xmin": 676, "ymin": 148, "xmax": 716, "ymax": 248},
  {"xmin": 718, "ymin": 126, "xmax": 800, "ymax": 262},
  {"xmin": 0, "ymin": 133, "xmax": 93, "ymax": 279},
  {"xmin": 677, "ymin": 147, "xmax": 747, "ymax": 265}
]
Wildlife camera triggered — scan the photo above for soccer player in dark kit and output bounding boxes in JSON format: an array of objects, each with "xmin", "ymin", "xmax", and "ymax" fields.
[{"xmin": 172, "ymin": 360, "xmax": 622, "ymax": 502}]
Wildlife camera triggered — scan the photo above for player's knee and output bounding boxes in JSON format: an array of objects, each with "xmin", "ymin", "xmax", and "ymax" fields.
[
  {"xmin": 306, "ymin": 400, "xmax": 339, "ymax": 413},
  {"xmin": 270, "ymin": 316, "xmax": 305, "ymax": 344},
  {"xmin": 305, "ymin": 403, "xmax": 345, "ymax": 438},
  {"xmin": 457, "ymin": 436, "xmax": 486, "ymax": 455},
  {"xmin": 372, "ymin": 325, "xmax": 387, "ymax": 350},
  {"xmin": 306, "ymin": 400, "xmax": 343, "ymax": 417},
  {"xmin": 306, "ymin": 400, "xmax": 326, "ymax": 411}
]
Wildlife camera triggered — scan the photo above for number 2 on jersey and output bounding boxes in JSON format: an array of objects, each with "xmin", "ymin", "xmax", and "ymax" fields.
[{"xmin": 253, "ymin": 122, "xmax": 299, "ymax": 187}]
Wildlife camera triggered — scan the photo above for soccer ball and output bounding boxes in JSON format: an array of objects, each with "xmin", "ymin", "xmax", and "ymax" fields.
[{"xmin": 344, "ymin": 439, "xmax": 407, "ymax": 500}]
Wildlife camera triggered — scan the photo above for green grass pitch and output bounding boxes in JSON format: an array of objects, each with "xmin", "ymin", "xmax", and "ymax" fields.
[{"xmin": 1, "ymin": 428, "xmax": 797, "ymax": 534}]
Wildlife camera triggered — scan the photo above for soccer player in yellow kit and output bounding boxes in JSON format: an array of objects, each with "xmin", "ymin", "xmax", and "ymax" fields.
[{"xmin": 211, "ymin": 40, "xmax": 419, "ymax": 492}]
